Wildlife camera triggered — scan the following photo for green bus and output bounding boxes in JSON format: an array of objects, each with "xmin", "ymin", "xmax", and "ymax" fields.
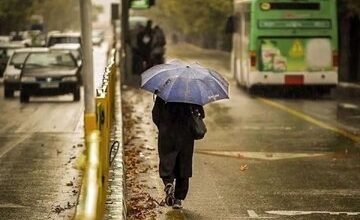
[{"xmin": 230, "ymin": 0, "xmax": 338, "ymax": 92}]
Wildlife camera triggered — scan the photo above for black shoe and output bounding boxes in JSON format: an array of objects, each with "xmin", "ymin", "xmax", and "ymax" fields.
[
  {"xmin": 173, "ymin": 199, "xmax": 182, "ymax": 209},
  {"xmin": 164, "ymin": 183, "xmax": 175, "ymax": 206}
]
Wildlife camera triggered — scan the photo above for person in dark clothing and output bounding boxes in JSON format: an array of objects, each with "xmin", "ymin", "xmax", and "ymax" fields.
[
  {"xmin": 138, "ymin": 20, "xmax": 153, "ymax": 69},
  {"xmin": 152, "ymin": 96, "xmax": 205, "ymax": 209},
  {"xmin": 132, "ymin": 23, "xmax": 145, "ymax": 75},
  {"xmin": 150, "ymin": 25, "xmax": 166, "ymax": 65}
]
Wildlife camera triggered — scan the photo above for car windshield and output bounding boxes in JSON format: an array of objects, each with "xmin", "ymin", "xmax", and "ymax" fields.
[
  {"xmin": 24, "ymin": 51, "xmax": 76, "ymax": 68},
  {"xmin": 48, "ymin": 37, "xmax": 80, "ymax": 46},
  {"xmin": 52, "ymin": 49, "xmax": 81, "ymax": 61},
  {"xmin": 0, "ymin": 48, "xmax": 16, "ymax": 57},
  {"xmin": 10, "ymin": 52, "xmax": 28, "ymax": 65}
]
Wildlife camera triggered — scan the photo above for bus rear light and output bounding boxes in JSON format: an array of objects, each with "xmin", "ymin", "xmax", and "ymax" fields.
[
  {"xmin": 250, "ymin": 51, "xmax": 256, "ymax": 67},
  {"xmin": 332, "ymin": 51, "xmax": 338, "ymax": 67}
]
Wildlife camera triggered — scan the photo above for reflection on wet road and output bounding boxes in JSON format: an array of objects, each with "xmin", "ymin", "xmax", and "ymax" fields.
[
  {"xmin": 0, "ymin": 43, "xmax": 108, "ymax": 219},
  {"xmin": 161, "ymin": 43, "xmax": 360, "ymax": 219}
]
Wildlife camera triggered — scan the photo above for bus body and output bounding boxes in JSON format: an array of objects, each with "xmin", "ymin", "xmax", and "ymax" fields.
[{"xmin": 231, "ymin": 0, "xmax": 338, "ymax": 90}]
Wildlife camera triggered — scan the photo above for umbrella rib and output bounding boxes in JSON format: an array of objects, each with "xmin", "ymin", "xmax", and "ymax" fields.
[
  {"xmin": 206, "ymin": 69, "xmax": 229, "ymax": 96},
  {"xmin": 141, "ymin": 66, "xmax": 184, "ymax": 86}
]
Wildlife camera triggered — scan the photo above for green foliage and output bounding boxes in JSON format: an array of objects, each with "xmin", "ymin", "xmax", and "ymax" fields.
[
  {"xmin": 344, "ymin": 0, "xmax": 360, "ymax": 14},
  {"xmin": 136, "ymin": 0, "xmax": 233, "ymax": 49},
  {"xmin": 32, "ymin": 0, "xmax": 81, "ymax": 31},
  {"xmin": 153, "ymin": 0, "xmax": 232, "ymax": 34},
  {"xmin": 0, "ymin": 0, "xmax": 102, "ymax": 34},
  {"xmin": 0, "ymin": 0, "xmax": 34, "ymax": 33}
]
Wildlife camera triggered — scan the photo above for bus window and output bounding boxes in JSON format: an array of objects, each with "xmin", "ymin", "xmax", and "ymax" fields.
[{"xmin": 260, "ymin": 2, "xmax": 320, "ymax": 11}]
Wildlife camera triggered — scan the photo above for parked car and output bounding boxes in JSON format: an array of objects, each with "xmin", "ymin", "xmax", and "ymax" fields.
[
  {"xmin": 92, "ymin": 30, "xmax": 104, "ymax": 46},
  {"xmin": 3, "ymin": 47, "xmax": 48, "ymax": 98},
  {"xmin": 46, "ymin": 32, "xmax": 81, "ymax": 47},
  {"xmin": 0, "ymin": 43, "xmax": 24, "ymax": 77},
  {"xmin": 0, "ymin": 36, "xmax": 11, "ymax": 43},
  {"xmin": 19, "ymin": 50, "xmax": 81, "ymax": 102}
]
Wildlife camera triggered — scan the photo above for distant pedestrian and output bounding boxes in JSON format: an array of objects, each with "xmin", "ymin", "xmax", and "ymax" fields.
[
  {"xmin": 132, "ymin": 23, "xmax": 145, "ymax": 74},
  {"xmin": 152, "ymin": 95, "xmax": 205, "ymax": 209},
  {"xmin": 138, "ymin": 20, "xmax": 153, "ymax": 69},
  {"xmin": 151, "ymin": 25, "xmax": 166, "ymax": 65}
]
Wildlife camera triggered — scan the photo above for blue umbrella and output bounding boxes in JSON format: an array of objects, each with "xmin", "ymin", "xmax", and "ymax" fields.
[{"xmin": 141, "ymin": 60, "xmax": 229, "ymax": 105}]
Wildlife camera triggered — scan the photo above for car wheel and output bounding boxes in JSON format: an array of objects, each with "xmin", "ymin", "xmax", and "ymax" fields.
[
  {"xmin": 73, "ymin": 88, "xmax": 80, "ymax": 101},
  {"xmin": 4, "ymin": 87, "xmax": 14, "ymax": 98},
  {"xmin": 20, "ymin": 91, "xmax": 29, "ymax": 103}
]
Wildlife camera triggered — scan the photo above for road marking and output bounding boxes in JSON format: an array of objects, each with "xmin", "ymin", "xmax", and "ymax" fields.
[
  {"xmin": 258, "ymin": 98, "xmax": 360, "ymax": 144},
  {"xmin": 248, "ymin": 210, "xmax": 260, "ymax": 218},
  {"xmin": 266, "ymin": 210, "xmax": 360, "ymax": 216},
  {"xmin": 0, "ymin": 134, "xmax": 32, "ymax": 158},
  {"xmin": 196, "ymin": 150, "xmax": 326, "ymax": 161},
  {"xmin": 339, "ymin": 103, "xmax": 359, "ymax": 110},
  {"xmin": 0, "ymin": 203, "xmax": 26, "ymax": 208},
  {"xmin": 231, "ymin": 210, "xmax": 275, "ymax": 219}
]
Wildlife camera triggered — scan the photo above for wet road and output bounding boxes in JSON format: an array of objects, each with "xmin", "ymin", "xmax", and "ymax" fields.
[
  {"xmin": 162, "ymin": 44, "xmax": 360, "ymax": 219},
  {"xmin": 0, "ymin": 43, "xmax": 108, "ymax": 220}
]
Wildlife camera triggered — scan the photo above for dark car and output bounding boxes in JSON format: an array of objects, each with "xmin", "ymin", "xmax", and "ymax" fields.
[{"xmin": 19, "ymin": 50, "xmax": 81, "ymax": 102}]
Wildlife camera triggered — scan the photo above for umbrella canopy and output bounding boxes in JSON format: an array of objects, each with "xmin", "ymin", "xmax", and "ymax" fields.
[{"xmin": 141, "ymin": 60, "xmax": 229, "ymax": 105}]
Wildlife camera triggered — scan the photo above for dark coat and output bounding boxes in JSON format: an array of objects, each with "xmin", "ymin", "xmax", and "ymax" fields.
[{"xmin": 152, "ymin": 97, "xmax": 205, "ymax": 178}]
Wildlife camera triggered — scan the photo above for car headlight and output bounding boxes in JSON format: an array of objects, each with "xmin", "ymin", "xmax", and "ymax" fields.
[
  {"xmin": 21, "ymin": 76, "xmax": 36, "ymax": 82},
  {"xmin": 62, "ymin": 76, "xmax": 78, "ymax": 82}
]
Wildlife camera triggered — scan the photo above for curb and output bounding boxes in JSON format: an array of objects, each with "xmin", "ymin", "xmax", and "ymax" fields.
[
  {"xmin": 105, "ymin": 65, "xmax": 127, "ymax": 220},
  {"xmin": 332, "ymin": 82, "xmax": 360, "ymax": 99}
]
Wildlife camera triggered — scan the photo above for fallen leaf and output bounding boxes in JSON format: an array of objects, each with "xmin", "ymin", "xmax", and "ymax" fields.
[{"xmin": 240, "ymin": 164, "xmax": 248, "ymax": 171}]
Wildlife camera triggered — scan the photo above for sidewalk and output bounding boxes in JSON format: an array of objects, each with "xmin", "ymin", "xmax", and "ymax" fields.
[{"xmin": 111, "ymin": 85, "xmax": 203, "ymax": 220}]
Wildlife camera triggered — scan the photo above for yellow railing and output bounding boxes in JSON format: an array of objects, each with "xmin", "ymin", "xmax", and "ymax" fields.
[{"xmin": 74, "ymin": 49, "xmax": 117, "ymax": 220}]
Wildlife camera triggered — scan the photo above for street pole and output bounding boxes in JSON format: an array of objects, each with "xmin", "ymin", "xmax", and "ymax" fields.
[
  {"xmin": 121, "ymin": 0, "xmax": 130, "ymax": 84},
  {"xmin": 80, "ymin": 0, "xmax": 96, "ymax": 134}
]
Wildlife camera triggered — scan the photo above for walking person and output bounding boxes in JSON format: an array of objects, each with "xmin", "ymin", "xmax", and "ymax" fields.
[
  {"xmin": 152, "ymin": 95, "xmax": 205, "ymax": 209},
  {"xmin": 138, "ymin": 20, "xmax": 153, "ymax": 69},
  {"xmin": 132, "ymin": 23, "xmax": 145, "ymax": 75},
  {"xmin": 150, "ymin": 25, "xmax": 166, "ymax": 65},
  {"xmin": 141, "ymin": 61, "xmax": 229, "ymax": 208}
]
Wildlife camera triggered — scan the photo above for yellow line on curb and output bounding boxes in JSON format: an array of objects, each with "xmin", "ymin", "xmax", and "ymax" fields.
[{"xmin": 257, "ymin": 98, "xmax": 360, "ymax": 144}]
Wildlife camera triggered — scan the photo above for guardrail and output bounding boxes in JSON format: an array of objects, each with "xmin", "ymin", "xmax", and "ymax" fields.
[{"xmin": 74, "ymin": 49, "xmax": 117, "ymax": 220}]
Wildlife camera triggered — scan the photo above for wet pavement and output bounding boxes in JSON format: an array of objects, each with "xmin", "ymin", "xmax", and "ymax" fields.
[
  {"xmin": 120, "ymin": 43, "xmax": 360, "ymax": 219},
  {"xmin": 0, "ymin": 43, "xmax": 109, "ymax": 220}
]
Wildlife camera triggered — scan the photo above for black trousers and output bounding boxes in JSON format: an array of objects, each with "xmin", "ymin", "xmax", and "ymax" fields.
[{"xmin": 162, "ymin": 177, "xmax": 189, "ymax": 200}]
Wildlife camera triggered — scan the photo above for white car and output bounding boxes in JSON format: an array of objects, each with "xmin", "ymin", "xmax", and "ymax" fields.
[
  {"xmin": 46, "ymin": 32, "xmax": 81, "ymax": 47},
  {"xmin": 3, "ymin": 47, "xmax": 48, "ymax": 98}
]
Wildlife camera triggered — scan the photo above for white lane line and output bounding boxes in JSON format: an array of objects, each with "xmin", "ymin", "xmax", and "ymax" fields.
[
  {"xmin": 236, "ymin": 210, "xmax": 275, "ymax": 219},
  {"xmin": 248, "ymin": 210, "xmax": 260, "ymax": 218},
  {"xmin": 266, "ymin": 210, "xmax": 360, "ymax": 216},
  {"xmin": 196, "ymin": 150, "xmax": 327, "ymax": 161},
  {"xmin": 0, "ymin": 133, "xmax": 31, "ymax": 158},
  {"xmin": 0, "ymin": 203, "xmax": 26, "ymax": 208}
]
